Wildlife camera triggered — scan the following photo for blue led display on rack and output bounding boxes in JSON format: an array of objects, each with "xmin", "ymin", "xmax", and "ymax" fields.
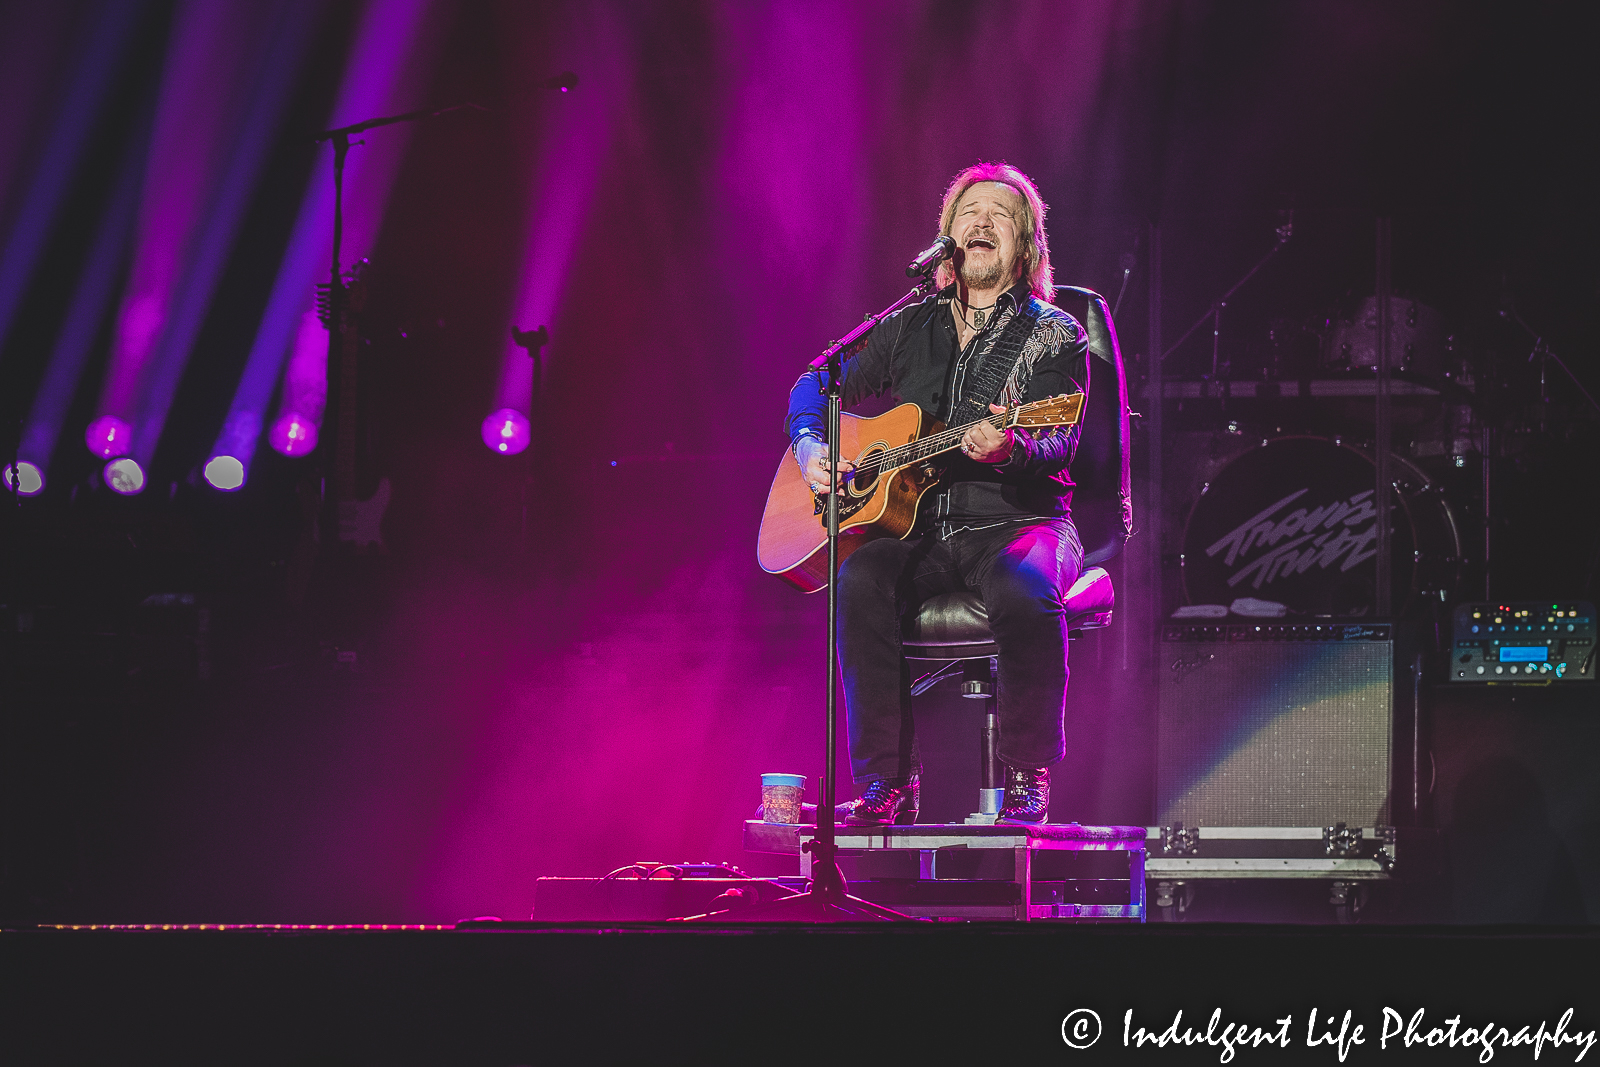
[{"xmin": 1450, "ymin": 600, "xmax": 1596, "ymax": 682}]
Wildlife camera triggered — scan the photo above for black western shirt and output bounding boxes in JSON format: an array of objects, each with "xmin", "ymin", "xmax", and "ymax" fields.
[{"xmin": 785, "ymin": 280, "xmax": 1090, "ymax": 527}]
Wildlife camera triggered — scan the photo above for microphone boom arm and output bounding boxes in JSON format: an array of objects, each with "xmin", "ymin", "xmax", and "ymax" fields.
[{"xmin": 809, "ymin": 271, "xmax": 940, "ymax": 371}]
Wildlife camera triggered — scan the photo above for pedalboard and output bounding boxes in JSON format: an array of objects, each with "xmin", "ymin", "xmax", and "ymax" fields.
[{"xmin": 1449, "ymin": 600, "xmax": 1595, "ymax": 682}]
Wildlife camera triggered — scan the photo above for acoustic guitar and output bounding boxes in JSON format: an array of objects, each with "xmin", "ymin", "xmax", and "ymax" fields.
[{"xmin": 757, "ymin": 393, "xmax": 1085, "ymax": 592}]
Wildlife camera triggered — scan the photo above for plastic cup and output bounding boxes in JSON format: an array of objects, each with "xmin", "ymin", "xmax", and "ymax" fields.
[{"xmin": 760, "ymin": 773, "xmax": 806, "ymax": 824}]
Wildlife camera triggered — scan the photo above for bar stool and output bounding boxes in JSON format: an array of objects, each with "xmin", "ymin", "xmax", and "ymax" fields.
[
  {"xmin": 903, "ymin": 285, "xmax": 1133, "ymax": 823},
  {"xmin": 905, "ymin": 572, "xmax": 1115, "ymax": 820}
]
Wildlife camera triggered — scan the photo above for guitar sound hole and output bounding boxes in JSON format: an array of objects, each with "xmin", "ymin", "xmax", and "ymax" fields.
[{"xmin": 850, "ymin": 449, "xmax": 884, "ymax": 496}]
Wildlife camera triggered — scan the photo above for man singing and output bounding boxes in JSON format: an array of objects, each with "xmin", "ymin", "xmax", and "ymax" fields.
[{"xmin": 785, "ymin": 162, "xmax": 1089, "ymax": 826}]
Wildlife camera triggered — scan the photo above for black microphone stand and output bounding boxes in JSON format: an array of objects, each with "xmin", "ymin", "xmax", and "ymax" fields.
[
  {"xmin": 1501, "ymin": 297, "xmax": 1600, "ymax": 422},
  {"xmin": 312, "ymin": 102, "xmax": 488, "ymax": 273},
  {"xmin": 310, "ymin": 102, "xmax": 486, "ymax": 505},
  {"xmin": 729, "ymin": 271, "xmax": 942, "ymax": 922},
  {"xmin": 308, "ymin": 83, "xmax": 575, "ymax": 525},
  {"xmin": 511, "ymin": 324, "xmax": 548, "ymax": 546}
]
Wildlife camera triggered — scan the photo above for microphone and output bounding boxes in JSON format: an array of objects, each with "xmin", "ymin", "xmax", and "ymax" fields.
[
  {"xmin": 542, "ymin": 71, "xmax": 579, "ymax": 92},
  {"xmin": 905, "ymin": 235, "xmax": 956, "ymax": 277}
]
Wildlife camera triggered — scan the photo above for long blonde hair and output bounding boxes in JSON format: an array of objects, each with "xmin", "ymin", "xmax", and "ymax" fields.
[{"xmin": 934, "ymin": 162, "xmax": 1053, "ymax": 301}]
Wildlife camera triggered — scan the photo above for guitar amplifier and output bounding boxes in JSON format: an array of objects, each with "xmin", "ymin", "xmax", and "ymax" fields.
[
  {"xmin": 1448, "ymin": 601, "xmax": 1595, "ymax": 682},
  {"xmin": 1156, "ymin": 623, "xmax": 1412, "ymax": 827}
]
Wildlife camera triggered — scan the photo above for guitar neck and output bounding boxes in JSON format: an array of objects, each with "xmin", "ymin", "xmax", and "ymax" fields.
[
  {"xmin": 864, "ymin": 410, "xmax": 1015, "ymax": 475},
  {"xmin": 840, "ymin": 393, "xmax": 1082, "ymax": 483}
]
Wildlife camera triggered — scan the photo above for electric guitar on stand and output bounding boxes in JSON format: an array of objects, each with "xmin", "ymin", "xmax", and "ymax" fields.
[{"xmin": 757, "ymin": 393, "xmax": 1084, "ymax": 592}]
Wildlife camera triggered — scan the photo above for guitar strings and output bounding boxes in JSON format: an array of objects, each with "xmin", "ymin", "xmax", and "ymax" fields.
[
  {"xmin": 848, "ymin": 417, "xmax": 996, "ymax": 481},
  {"xmin": 850, "ymin": 403, "xmax": 1067, "ymax": 482}
]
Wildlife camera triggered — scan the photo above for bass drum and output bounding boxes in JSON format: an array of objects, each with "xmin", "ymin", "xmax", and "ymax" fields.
[{"xmin": 1181, "ymin": 437, "xmax": 1461, "ymax": 617}]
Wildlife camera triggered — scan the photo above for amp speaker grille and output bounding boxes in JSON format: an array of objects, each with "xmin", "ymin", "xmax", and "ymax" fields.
[{"xmin": 1156, "ymin": 625, "xmax": 1395, "ymax": 826}]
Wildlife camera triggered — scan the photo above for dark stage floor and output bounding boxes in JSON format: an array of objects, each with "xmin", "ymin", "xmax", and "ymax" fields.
[{"xmin": 6, "ymin": 922, "xmax": 1598, "ymax": 1062}]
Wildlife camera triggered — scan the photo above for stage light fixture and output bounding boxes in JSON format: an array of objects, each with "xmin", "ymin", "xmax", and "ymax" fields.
[
  {"xmin": 103, "ymin": 457, "xmax": 145, "ymax": 495},
  {"xmin": 480, "ymin": 408, "xmax": 531, "ymax": 455},
  {"xmin": 85, "ymin": 415, "xmax": 133, "ymax": 459},
  {"xmin": 203, "ymin": 455, "xmax": 246, "ymax": 491},
  {"xmin": 268, "ymin": 411, "xmax": 318, "ymax": 456},
  {"xmin": 3, "ymin": 461, "xmax": 45, "ymax": 495}
]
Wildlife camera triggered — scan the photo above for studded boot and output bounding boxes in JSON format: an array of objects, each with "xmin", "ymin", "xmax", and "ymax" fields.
[
  {"xmin": 997, "ymin": 765, "xmax": 1050, "ymax": 824},
  {"xmin": 842, "ymin": 776, "xmax": 920, "ymax": 826}
]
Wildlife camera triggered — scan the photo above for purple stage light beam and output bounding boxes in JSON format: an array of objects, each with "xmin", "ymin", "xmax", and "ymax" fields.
[
  {"xmin": 487, "ymin": 7, "xmax": 632, "ymax": 455},
  {"xmin": 267, "ymin": 411, "xmax": 318, "ymax": 457},
  {"xmin": 18, "ymin": 91, "xmax": 153, "ymax": 484},
  {"xmin": 85, "ymin": 414, "xmax": 134, "ymax": 460},
  {"xmin": 0, "ymin": 5, "xmax": 85, "ymax": 223},
  {"xmin": 0, "ymin": 0, "xmax": 143, "ymax": 365},
  {"xmin": 90, "ymin": 1, "xmax": 294, "ymax": 459},
  {"xmin": 127, "ymin": 0, "xmax": 322, "ymax": 471},
  {"xmin": 212, "ymin": 0, "xmax": 442, "ymax": 469},
  {"xmin": 479, "ymin": 408, "xmax": 531, "ymax": 455}
]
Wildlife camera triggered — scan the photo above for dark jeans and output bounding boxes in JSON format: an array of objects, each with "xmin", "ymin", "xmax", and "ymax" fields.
[{"xmin": 836, "ymin": 517, "xmax": 1084, "ymax": 783}]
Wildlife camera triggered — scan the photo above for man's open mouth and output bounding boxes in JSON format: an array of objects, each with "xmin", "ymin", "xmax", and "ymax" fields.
[{"xmin": 966, "ymin": 237, "xmax": 996, "ymax": 250}]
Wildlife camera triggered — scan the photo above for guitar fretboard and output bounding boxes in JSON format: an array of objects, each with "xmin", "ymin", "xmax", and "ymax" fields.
[{"xmin": 853, "ymin": 412, "xmax": 1013, "ymax": 481}]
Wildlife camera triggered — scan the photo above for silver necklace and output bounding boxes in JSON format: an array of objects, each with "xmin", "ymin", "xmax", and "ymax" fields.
[{"xmin": 960, "ymin": 299, "xmax": 997, "ymax": 332}]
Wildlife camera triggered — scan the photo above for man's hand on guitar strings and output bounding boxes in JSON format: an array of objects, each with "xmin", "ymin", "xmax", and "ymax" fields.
[
  {"xmin": 798, "ymin": 439, "xmax": 853, "ymax": 495},
  {"xmin": 960, "ymin": 404, "xmax": 1016, "ymax": 464}
]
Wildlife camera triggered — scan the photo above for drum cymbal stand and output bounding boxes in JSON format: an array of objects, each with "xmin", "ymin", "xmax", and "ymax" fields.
[
  {"xmin": 1496, "ymin": 296, "xmax": 1600, "ymax": 601},
  {"xmin": 1159, "ymin": 216, "xmax": 1293, "ymax": 379},
  {"xmin": 1500, "ymin": 296, "xmax": 1600, "ymax": 426}
]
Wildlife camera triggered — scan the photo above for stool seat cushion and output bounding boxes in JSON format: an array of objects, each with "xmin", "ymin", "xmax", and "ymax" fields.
[{"xmin": 902, "ymin": 566, "xmax": 1114, "ymax": 660}]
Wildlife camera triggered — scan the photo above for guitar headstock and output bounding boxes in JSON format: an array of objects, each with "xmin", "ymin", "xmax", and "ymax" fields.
[{"xmin": 1007, "ymin": 392, "xmax": 1085, "ymax": 428}]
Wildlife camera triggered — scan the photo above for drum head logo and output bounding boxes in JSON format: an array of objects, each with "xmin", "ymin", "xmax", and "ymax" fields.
[
  {"xmin": 1181, "ymin": 438, "xmax": 1433, "ymax": 617},
  {"xmin": 1205, "ymin": 486, "xmax": 1379, "ymax": 590}
]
